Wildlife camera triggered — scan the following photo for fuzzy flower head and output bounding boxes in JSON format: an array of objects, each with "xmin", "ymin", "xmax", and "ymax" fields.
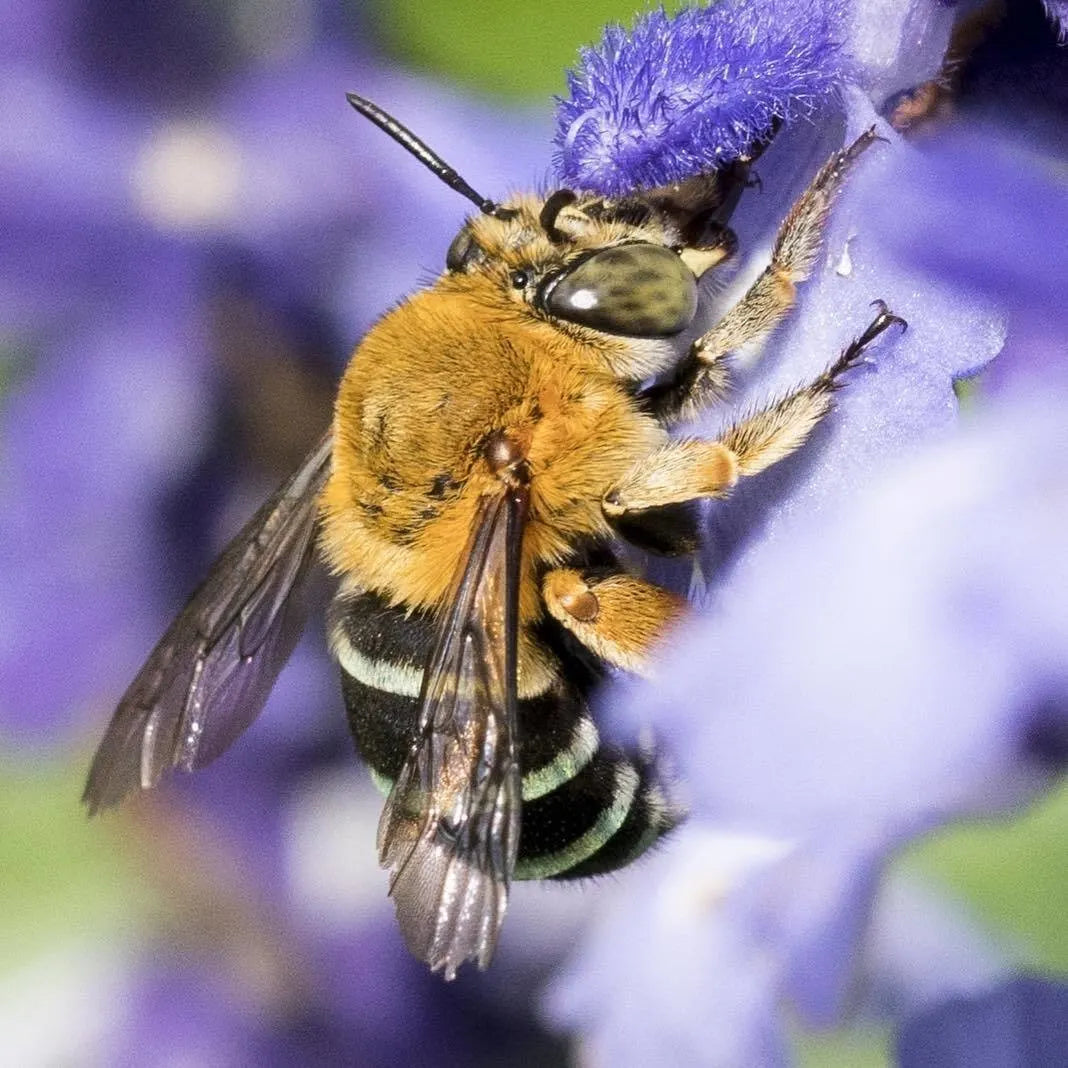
[{"xmin": 554, "ymin": 0, "xmax": 848, "ymax": 193}]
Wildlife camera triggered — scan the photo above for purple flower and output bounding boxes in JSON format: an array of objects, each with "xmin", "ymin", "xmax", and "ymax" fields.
[
  {"xmin": 552, "ymin": 0, "xmax": 978, "ymax": 195},
  {"xmin": 898, "ymin": 977, "xmax": 1068, "ymax": 1066},
  {"xmin": 554, "ymin": 0, "xmax": 849, "ymax": 193},
  {"xmin": 109, "ymin": 922, "xmax": 565, "ymax": 1066},
  {"xmin": 543, "ymin": 1, "xmax": 1068, "ymax": 1063},
  {"xmin": 549, "ymin": 390, "xmax": 1068, "ymax": 1062},
  {"xmin": 0, "ymin": 0, "xmax": 74, "ymax": 69},
  {"xmin": 0, "ymin": 65, "xmax": 211, "ymax": 737},
  {"xmin": 863, "ymin": 123, "xmax": 1068, "ymax": 397},
  {"xmin": 678, "ymin": 98, "xmax": 1000, "ymax": 590}
]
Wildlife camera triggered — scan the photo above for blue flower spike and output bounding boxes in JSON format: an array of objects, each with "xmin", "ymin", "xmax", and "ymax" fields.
[{"xmin": 554, "ymin": 0, "xmax": 849, "ymax": 194}]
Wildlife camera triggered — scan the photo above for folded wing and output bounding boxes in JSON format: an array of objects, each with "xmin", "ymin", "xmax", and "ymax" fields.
[
  {"xmin": 377, "ymin": 484, "xmax": 527, "ymax": 979},
  {"xmin": 83, "ymin": 431, "xmax": 333, "ymax": 814}
]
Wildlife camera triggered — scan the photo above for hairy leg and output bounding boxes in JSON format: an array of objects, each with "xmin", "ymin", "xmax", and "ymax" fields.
[
  {"xmin": 610, "ymin": 303, "xmax": 905, "ymax": 518},
  {"xmin": 541, "ymin": 569, "xmax": 685, "ymax": 675},
  {"xmin": 648, "ymin": 128, "xmax": 882, "ymax": 425}
]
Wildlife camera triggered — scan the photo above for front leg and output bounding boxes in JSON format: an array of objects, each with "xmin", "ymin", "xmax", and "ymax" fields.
[
  {"xmin": 648, "ymin": 128, "xmax": 882, "ymax": 426},
  {"xmin": 542, "ymin": 569, "xmax": 685, "ymax": 676},
  {"xmin": 610, "ymin": 304, "xmax": 905, "ymax": 518}
]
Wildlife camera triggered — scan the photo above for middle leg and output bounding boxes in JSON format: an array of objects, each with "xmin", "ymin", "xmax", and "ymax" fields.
[
  {"xmin": 608, "ymin": 304, "xmax": 905, "ymax": 519},
  {"xmin": 542, "ymin": 568, "xmax": 686, "ymax": 676}
]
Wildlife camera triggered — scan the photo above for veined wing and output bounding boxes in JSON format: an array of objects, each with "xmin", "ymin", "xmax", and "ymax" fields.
[
  {"xmin": 377, "ymin": 482, "xmax": 528, "ymax": 980},
  {"xmin": 83, "ymin": 431, "xmax": 333, "ymax": 814}
]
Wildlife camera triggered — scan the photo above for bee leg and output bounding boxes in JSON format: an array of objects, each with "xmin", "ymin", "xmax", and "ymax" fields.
[
  {"xmin": 613, "ymin": 303, "xmax": 906, "ymax": 511},
  {"xmin": 637, "ymin": 228, "xmax": 738, "ymax": 419},
  {"xmin": 603, "ymin": 439, "xmax": 739, "ymax": 516},
  {"xmin": 676, "ymin": 224, "xmax": 738, "ymax": 280},
  {"xmin": 606, "ymin": 499, "xmax": 703, "ymax": 557},
  {"xmin": 542, "ymin": 569, "xmax": 686, "ymax": 675},
  {"xmin": 648, "ymin": 127, "xmax": 883, "ymax": 426}
]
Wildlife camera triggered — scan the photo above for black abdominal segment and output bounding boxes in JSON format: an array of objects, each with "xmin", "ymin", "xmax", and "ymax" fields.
[{"xmin": 328, "ymin": 588, "xmax": 678, "ymax": 880}]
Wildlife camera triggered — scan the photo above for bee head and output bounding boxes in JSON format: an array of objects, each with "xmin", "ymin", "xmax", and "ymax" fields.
[
  {"xmin": 456, "ymin": 190, "xmax": 705, "ymax": 341},
  {"xmin": 348, "ymin": 93, "xmax": 711, "ymax": 344}
]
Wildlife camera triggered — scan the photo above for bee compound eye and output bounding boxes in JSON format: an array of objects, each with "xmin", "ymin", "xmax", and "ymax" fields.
[{"xmin": 541, "ymin": 243, "xmax": 698, "ymax": 337}]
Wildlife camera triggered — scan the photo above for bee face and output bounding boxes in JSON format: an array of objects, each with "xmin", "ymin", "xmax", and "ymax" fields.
[{"xmin": 451, "ymin": 191, "xmax": 705, "ymax": 339}]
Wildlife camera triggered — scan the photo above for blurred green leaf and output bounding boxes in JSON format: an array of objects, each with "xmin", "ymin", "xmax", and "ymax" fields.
[
  {"xmin": 905, "ymin": 778, "xmax": 1068, "ymax": 975},
  {"xmin": 0, "ymin": 337, "xmax": 33, "ymax": 406},
  {"xmin": 795, "ymin": 1025, "xmax": 892, "ymax": 1068},
  {"xmin": 368, "ymin": 0, "xmax": 689, "ymax": 100},
  {"xmin": 791, "ymin": 785, "xmax": 1068, "ymax": 1063},
  {"xmin": 0, "ymin": 753, "xmax": 150, "ymax": 972}
]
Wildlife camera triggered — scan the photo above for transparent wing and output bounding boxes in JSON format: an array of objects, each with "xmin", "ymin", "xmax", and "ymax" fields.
[
  {"xmin": 377, "ymin": 483, "xmax": 528, "ymax": 980},
  {"xmin": 83, "ymin": 431, "xmax": 333, "ymax": 814}
]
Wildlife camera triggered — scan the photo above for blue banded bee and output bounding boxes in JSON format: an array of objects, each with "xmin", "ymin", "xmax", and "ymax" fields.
[{"xmin": 84, "ymin": 93, "xmax": 902, "ymax": 979}]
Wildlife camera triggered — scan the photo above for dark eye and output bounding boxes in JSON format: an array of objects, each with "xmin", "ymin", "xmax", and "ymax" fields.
[
  {"xmin": 510, "ymin": 269, "xmax": 530, "ymax": 289},
  {"xmin": 538, "ymin": 243, "xmax": 698, "ymax": 337}
]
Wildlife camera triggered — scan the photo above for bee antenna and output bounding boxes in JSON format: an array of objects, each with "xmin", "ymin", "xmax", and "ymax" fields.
[
  {"xmin": 539, "ymin": 189, "xmax": 577, "ymax": 242},
  {"xmin": 346, "ymin": 92, "xmax": 514, "ymax": 219}
]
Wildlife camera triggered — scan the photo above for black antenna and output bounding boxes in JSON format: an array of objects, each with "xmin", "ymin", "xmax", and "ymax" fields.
[
  {"xmin": 538, "ymin": 189, "xmax": 577, "ymax": 243},
  {"xmin": 346, "ymin": 92, "xmax": 511, "ymax": 218}
]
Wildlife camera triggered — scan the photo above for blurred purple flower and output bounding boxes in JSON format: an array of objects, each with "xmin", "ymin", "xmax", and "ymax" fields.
[
  {"xmin": 657, "ymin": 388, "xmax": 1066, "ymax": 858},
  {"xmin": 0, "ymin": 66, "xmax": 211, "ymax": 737},
  {"xmin": 0, "ymin": 0, "xmax": 74, "ymax": 69},
  {"xmin": 550, "ymin": 391, "xmax": 1068, "ymax": 1063},
  {"xmin": 543, "ymin": 1, "xmax": 1068, "ymax": 1064},
  {"xmin": 898, "ymin": 977, "xmax": 1068, "ymax": 1066},
  {"xmin": 112, "ymin": 922, "xmax": 566, "ymax": 1067},
  {"xmin": 113, "ymin": 959, "xmax": 303, "ymax": 1067}
]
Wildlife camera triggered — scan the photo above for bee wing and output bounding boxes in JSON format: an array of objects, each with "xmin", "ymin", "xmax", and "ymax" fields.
[
  {"xmin": 377, "ymin": 483, "xmax": 528, "ymax": 980},
  {"xmin": 83, "ymin": 431, "xmax": 333, "ymax": 815}
]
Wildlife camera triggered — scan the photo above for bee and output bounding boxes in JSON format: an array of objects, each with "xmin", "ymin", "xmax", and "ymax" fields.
[{"xmin": 84, "ymin": 92, "xmax": 903, "ymax": 979}]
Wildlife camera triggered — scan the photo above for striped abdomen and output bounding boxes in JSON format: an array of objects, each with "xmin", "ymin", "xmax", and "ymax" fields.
[{"xmin": 328, "ymin": 588, "xmax": 678, "ymax": 880}]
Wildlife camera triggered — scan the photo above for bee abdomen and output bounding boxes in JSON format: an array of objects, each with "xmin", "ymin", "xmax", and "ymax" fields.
[
  {"xmin": 544, "ymin": 752, "xmax": 680, "ymax": 880},
  {"xmin": 514, "ymin": 747, "xmax": 680, "ymax": 881},
  {"xmin": 330, "ymin": 588, "xmax": 678, "ymax": 880},
  {"xmin": 331, "ymin": 589, "xmax": 601, "ymax": 794},
  {"xmin": 329, "ymin": 589, "xmax": 433, "ymax": 784},
  {"xmin": 335, "ymin": 639, "xmax": 604, "ymax": 806}
]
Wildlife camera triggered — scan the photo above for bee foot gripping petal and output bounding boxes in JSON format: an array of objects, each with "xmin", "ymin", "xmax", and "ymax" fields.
[{"xmin": 554, "ymin": 0, "xmax": 851, "ymax": 194}]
